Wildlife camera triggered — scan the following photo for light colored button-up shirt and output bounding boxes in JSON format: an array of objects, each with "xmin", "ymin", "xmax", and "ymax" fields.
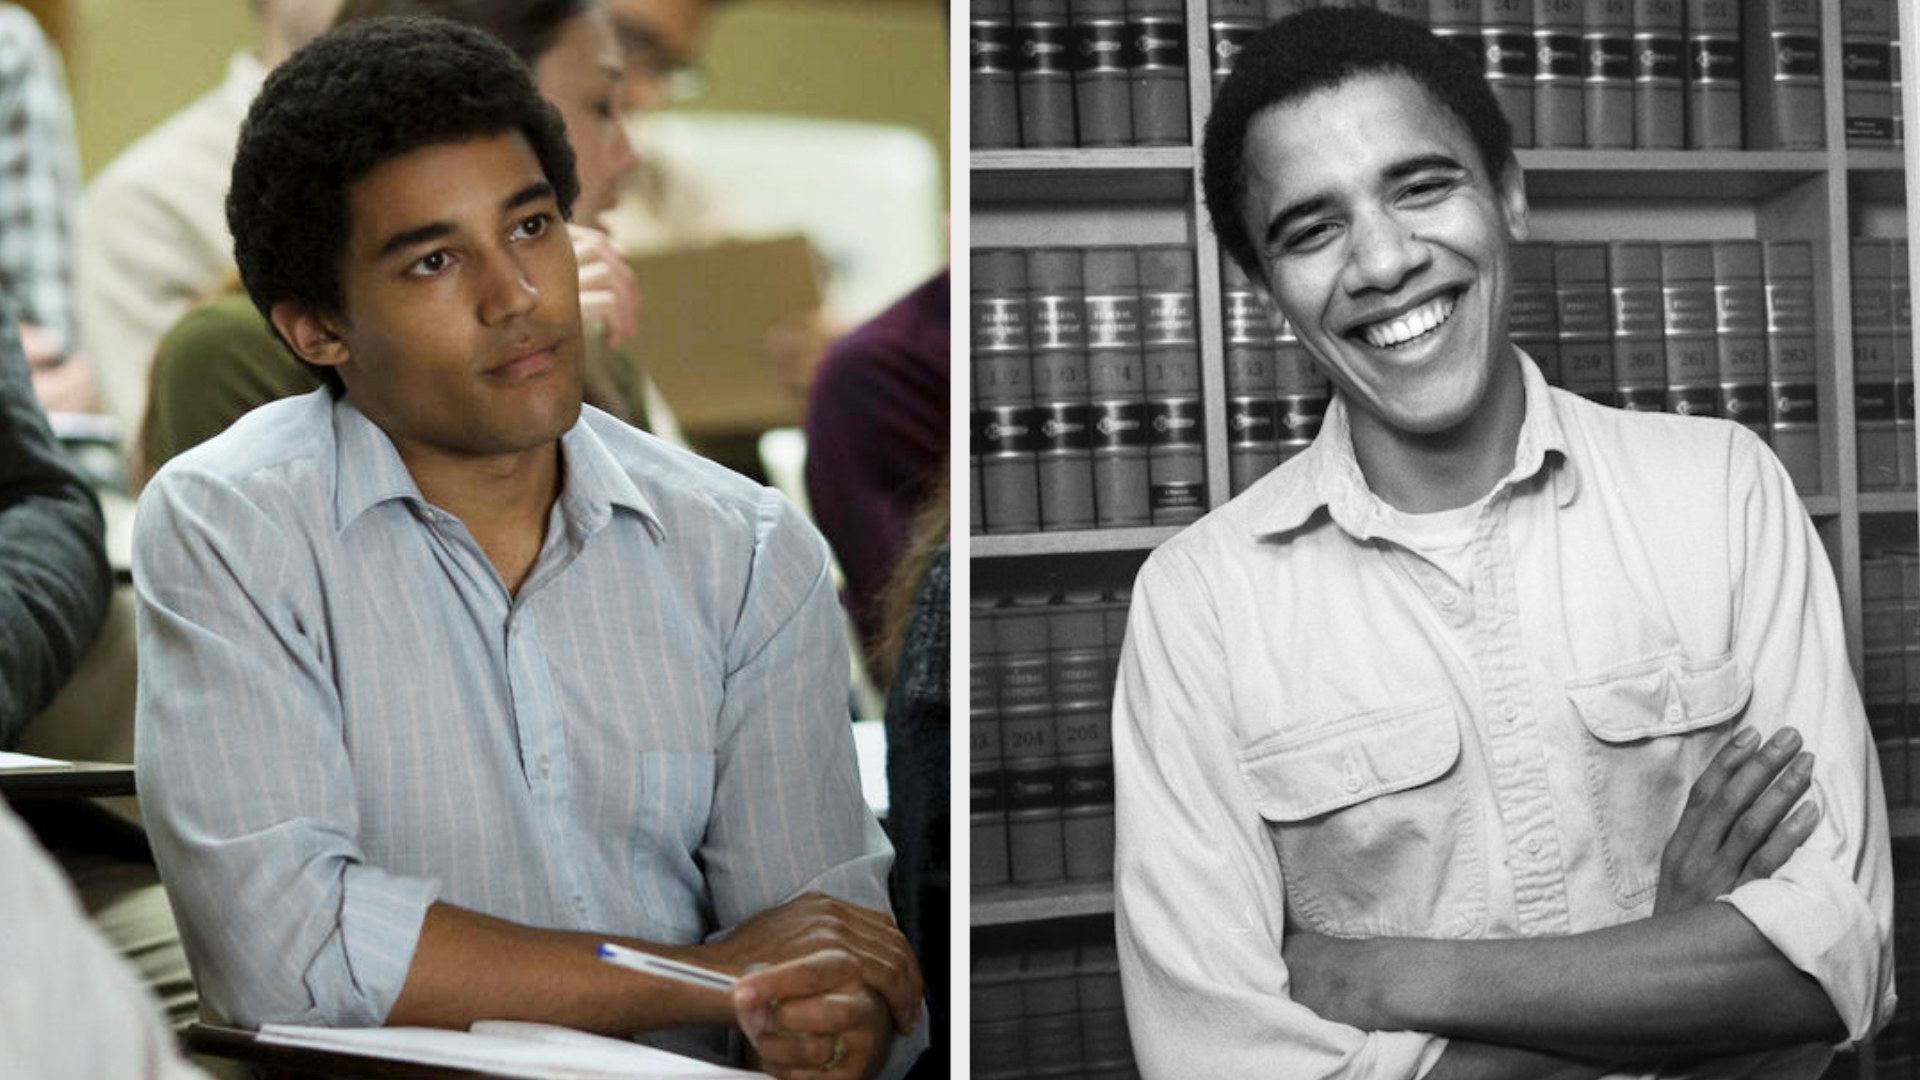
[
  {"xmin": 134, "ymin": 390, "xmax": 923, "ymax": 1071},
  {"xmin": 1113, "ymin": 351, "xmax": 1894, "ymax": 1079},
  {"xmin": 0, "ymin": 797, "xmax": 206, "ymax": 1079}
]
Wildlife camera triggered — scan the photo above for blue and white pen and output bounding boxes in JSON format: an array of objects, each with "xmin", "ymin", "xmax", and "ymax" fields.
[{"xmin": 596, "ymin": 942, "xmax": 739, "ymax": 992}]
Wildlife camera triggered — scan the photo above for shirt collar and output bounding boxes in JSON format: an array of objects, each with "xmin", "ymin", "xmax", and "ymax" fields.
[
  {"xmin": 330, "ymin": 398, "xmax": 662, "ymax": 541},
  {"xmin": 1249, "ymin": 347, "xmax": 1579, "ymax": 540}
]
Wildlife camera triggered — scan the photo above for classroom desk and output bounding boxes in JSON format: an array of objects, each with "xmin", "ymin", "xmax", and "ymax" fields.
[
  {"xmin": 0, "ymin": 759, "xmax": 136, "ymax": 800},
  {"xmin": 188, "ymin": 1024, "xmax": 496, "ymax": 1079}
]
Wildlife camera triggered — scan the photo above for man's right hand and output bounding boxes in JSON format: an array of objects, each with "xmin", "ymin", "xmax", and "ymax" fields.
[
  {"xmin": 706, "ymin": 892, "xmax": 922, "ymax": 1035},
  {"xmin": 1654, "ymin": 725, "xmax": 1819, "ymax": 915}
]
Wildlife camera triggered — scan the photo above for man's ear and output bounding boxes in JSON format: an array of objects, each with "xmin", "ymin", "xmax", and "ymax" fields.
[
  {"xmin": 269, "ymin": 301, "xmax": 350, "ymax": 369},
  {"xmin": 1255, "ymin": 285, "xmax": 1290, "ymax": 339},
  {"xmin": 1497, "ymin": 153, "xmax": 1530, "ymax": 242}
]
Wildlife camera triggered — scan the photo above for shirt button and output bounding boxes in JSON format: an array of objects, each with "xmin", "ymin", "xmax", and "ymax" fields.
[
  {"xmin": 1436, "ymin": 588, "xmax": 1459, "ymax": 609},
  {"xmin": 1665, "ymin": 704, "xmax": 1683, "ymax": 723},
  {"xmin": 574, "ymin": 895, "xmax": 587, "ymax": 913},
  {"xmin": 1524, "ymin": 836, "xmax": 1542, "ymax": 855},
  {"xmin": 1500, "ymin": 704, "xmax": 1519, "ymax": 724},
  {"xmin": 538, "ymin": 754, "xmax": 551, "ymax": 778},
  {"xmin": 1343, "ymin": 773, "xmax": 1362, "ymax": 793}
]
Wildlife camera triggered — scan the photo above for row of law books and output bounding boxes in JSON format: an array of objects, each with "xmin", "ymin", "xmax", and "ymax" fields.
[
  {"xmin": 1862, "ymin": 550, "xmax": 1920, "ymax": 810},
  {"xmin": 1851, "ymin": 238, "xmax": 1915, "ymax": 493},
  {"xmin": 971, "ymin": 589, "xmax": 1128, "ymax": 891},
  {"xmin": 1199, "ymin": 0, "xmax": 1895, "ymax": 151},
  {"xmin": 974, "ymin": 942, "xmax": 1139, "ymax": 1080},
  {"xmin": 970, "ymin": 0, "xmax": 1190, "ymax": 149},
  {"xmin": 1221, "ymin": 239, "xmax": 1831, "ymax": 498},
  {"xmin": 972, "ymin": 245, "xmax": 1207, "ymax": 536}
]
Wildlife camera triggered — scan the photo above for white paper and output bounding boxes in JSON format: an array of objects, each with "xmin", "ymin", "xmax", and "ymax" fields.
[
  {"xmin": 0, "ymin": 750, "xmax": 72, "ymax": 770},
  {"xmin": 256, "ymin": 1022, "xmax": 766, "ymax": 1079}
]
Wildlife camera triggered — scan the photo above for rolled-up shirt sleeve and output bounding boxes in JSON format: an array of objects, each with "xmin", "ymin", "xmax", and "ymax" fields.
[
  {"xmin": 1113, "ymin": 545, "xmax": 1446, "ymax": 1080},
  {"xmin": 1716, "ymin": 431, "xmax": 1895, "ymax": 1045},
  {"xmin": 134, "ymin": 465, "xmax": 439, "ymax": 1028},
  {"xmin": 700, "ymin": 490, "xmax": 928, "ymax": 1076}
]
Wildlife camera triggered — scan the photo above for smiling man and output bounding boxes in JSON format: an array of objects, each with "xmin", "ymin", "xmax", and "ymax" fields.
[
  {"xmin": 1113, "ymin": 8, "xmax": 1893, "ymax": 1079},
  {"xmin": 132, "ymin": 17, "xmax": 924, "ymax": 1080}
]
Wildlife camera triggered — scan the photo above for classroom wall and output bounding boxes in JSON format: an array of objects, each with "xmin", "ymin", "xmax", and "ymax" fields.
[{"xmin": 60, "ymin": 0, "xmax": 949, "ymax": 203}]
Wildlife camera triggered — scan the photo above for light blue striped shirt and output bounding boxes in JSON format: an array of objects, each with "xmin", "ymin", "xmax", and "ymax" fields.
[{"xmin": 134, "ymin": 389, "xmax": 920, "ymax": 1068}]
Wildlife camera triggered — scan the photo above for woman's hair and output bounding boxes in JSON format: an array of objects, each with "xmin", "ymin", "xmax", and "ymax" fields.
[
  {"xmin": 332, "ymin": 0, "xmax": 598, "ymax": 68},
  {"xmin": 872, "ymin": 461, "xmax": 950, "ymax": 688}
]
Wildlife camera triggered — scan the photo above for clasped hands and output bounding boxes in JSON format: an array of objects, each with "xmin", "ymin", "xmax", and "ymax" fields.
[
  {"xmin": 704, "ymin": 892, "xmax": 923, "ymax": 1080},
  {"xmin": 1285, "ymin": 724, "xmax": 1820, "ymax": 1028}
]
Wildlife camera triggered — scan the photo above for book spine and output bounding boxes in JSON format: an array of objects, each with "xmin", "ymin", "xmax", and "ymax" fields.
[
  {"xmin": 1532, "ymin": 0, "xmax": 1584, "ymax": 147},
  {"xmin": 1016, "ymin": 0, "xmax": 1078, "ymax": 146},
  {"xmin": 969, "ymin": 599, "xmax": 1010, "ymax": 886},
  {"xmin": 973, "ymin": 0, "xmax": 1022, "ymax": 148},
  {"xmin": 1028, "ymin": 249, "xmax": 1098, "ymax": 530},
  {"xmin": 1764, "ymin": 240, "xmax": 1822, "ymax": 493},
  {"xmin": 970, "ymin": 370, "xmax": 984, "ymax": 535},
  {"xmin": 1222, "ymin": 254, "xmax": 1281, "ymax": 495},
  {"xmin": 1684, "ymin": 0, "xmax": 1742, "ymax": 148},
  {"xmin": 1274, "ymin": 318, "xmax": 1328, "ymax": 465},
  {"xmin": 1211, "ymin": 0, "xmax": 1264, "ymax": 89},
  {"xmin": 1430, "ymin": 0, "xmax": 1485, "ymax": 69},
  {"xmin": 1141, "ymin": 245, "xmax": 1206, "ymax": 524},
  {"xmin": 1086, "ymin": 248, "xmax": 1152, "ymax": 527},
  {"xmin": 1661, "ymin": 242, "xmax": 1719, "ymax": 417},
  {"xmin": 970, "ymin": 955, "xmax": 1029, "ymax": 1079},
  {"xmin": 1842, "ymin": 0, "xmax": 1896, "ymax": 147},
  {"xmin": 1104, "ymin": 586, "xmax": 1131, "ymax": 700},
  {"xmin": 973, "ymin": 249, "xmax": 1042, "ymax": 534},
  {"xmin": 1071, "ymin": 0, "xmax": 1133, "ymax": 146},
  {"xmin": 1902, "ymin": 553, "xmax": 1920, "ymax": 810},
  {"xmin": 1711, "ymin": 240, "xmax": 1771, "ymax": 439},
  {"xmin": 998, "ymin": 594, "xmax": 1064, "ymax": 884},
  {"xmin": 1127, "ymin": 0, "xmax": 1190, "ymax": 145},
  {"xmin": 1631, "ymin": 0, "xmax": 1684, "ymax": 147},
  {"xmin": 1608, "ymin": 240, "xmax": 1667, "ymax": 411},
  {"xmin": 1896, "ymin": 238, "xmax": 1913, "ymax": 488},
  {"xmin": 1555, "ymin": 243, "xmax": 1616, "ymax": 404},
  {"xmin": 1076, "ymin": 945, "xmax": 1134, "ymax": 1076},
  {"xmin": 1864, "ymin": 555, "xmax": 1908, "ymax": 805},
  {"xmin": 1895, "ymin": 29, "xmax": 1905, "ymax": 146},
  {"xmin": 1746, "ymin": 0, "xmax": 1824, "ymax": 149},
  {"xmin": 1051, "ymin": 592, "xmax": 1115, "ymax": 881},
  {"xmin": 1583, "ymin": 0, "xmax": 1635, "ymax": 148},
  {"xmin": 1510, "ymin": 240, "xmax": 1561, "ymax": 385},
  {"xmin": 1854, "ymin": 238, "xmax": 1900, "ymax": 490},
  {"xmin": 1486, "ymin": 0, "xmax": 1536, "ymax": 146}
]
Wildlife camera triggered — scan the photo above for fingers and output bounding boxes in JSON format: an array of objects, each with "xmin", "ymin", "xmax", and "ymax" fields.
[
  {"xmin": 568, "ymin": 224, "xmax": 640, "ymax": 348},
  {"xmin": 1707, "ymin": 727, "xmax": 1806, "ymax": 851},
  {"xmin": 736, "ymin": 949, "xmax": 860, "ymax": 1013},
  {"xmin": 749, "ymin": 988, "xmax": 883, "ymax": 1080},
  {"xmin": 1740, "ymin": 766, "xmax": 1821, "ymax": 881},
  {"xmin": 770, "ymin": 895, "xmax": 923, "ymax": 1034}
]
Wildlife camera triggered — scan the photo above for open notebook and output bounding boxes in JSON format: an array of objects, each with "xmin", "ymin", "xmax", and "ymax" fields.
[{"xmin": 257, "ymin": 1020, "xmax": 766, "ymax": 1079}]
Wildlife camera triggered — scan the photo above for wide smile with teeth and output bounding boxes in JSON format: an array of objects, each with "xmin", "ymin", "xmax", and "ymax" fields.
[{"xmin": 1356, "ymin": 294, "xmax": 1458, "ymax": 349}]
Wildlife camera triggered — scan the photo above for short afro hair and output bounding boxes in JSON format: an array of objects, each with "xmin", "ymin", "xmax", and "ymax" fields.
[
  {"xmin": 1202, "ymin": 7, "xmax": 1514, "ymax": 286},
  {"xmin": 228, "ymin": 15, "xmax": 580, "ymax": 388}
]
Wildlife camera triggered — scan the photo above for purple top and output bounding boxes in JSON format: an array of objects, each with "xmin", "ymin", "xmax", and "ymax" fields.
[{"xmin": 804, "ymin": 269, "xmax": 950, "ymax": 658}]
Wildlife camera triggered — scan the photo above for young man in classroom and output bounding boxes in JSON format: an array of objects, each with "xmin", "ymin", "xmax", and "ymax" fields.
[
  {"xmin": 132, "ymin": 18, "xmax": 925, "ymax": 1080},
  {"xmin": 1112, "ymin": 8, "xmax": 1894, "ymax": 1078}
]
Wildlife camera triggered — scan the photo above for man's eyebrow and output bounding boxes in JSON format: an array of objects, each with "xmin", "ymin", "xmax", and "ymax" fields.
[
  {"xmin": 373, "ymin": 181, "xmax": 557, "ymax": 261},
  {"xmin": 1261, "ymin": 153, "xmax": 1470, "ymax": 248},
  {"xmin": 503, "ymin": 180, "xmax": 555, "ymax": 214}
]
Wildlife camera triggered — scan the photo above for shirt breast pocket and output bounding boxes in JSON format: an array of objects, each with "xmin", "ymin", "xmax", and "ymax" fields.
[
  {"xmin": 1236, "ymin": 699, "xmax": 1483, "ymax": 939},
  {"xmin": 1567, "ymin": 651, "xmax": 1752, "ymax": 908}
]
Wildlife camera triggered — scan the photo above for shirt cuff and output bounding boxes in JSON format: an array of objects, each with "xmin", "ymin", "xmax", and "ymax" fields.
[
  {"xmin": 333, "ymin": 864, "xmax": 441, "ymax": 1026},
  {"xmin": 1718, "ymin": 858, "xmax": 1890, "ymax": 1045}
]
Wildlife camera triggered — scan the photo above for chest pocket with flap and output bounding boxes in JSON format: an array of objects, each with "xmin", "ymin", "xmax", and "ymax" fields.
[{"xmin": 1236, "ymin": 698, "xmax": 1482, "ymax": 939}]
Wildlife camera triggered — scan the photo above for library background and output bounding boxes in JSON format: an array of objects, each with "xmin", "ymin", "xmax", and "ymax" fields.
[{"xmin": 968, "ymin": 0, "xmax": 1920, "ymax": 1076}]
